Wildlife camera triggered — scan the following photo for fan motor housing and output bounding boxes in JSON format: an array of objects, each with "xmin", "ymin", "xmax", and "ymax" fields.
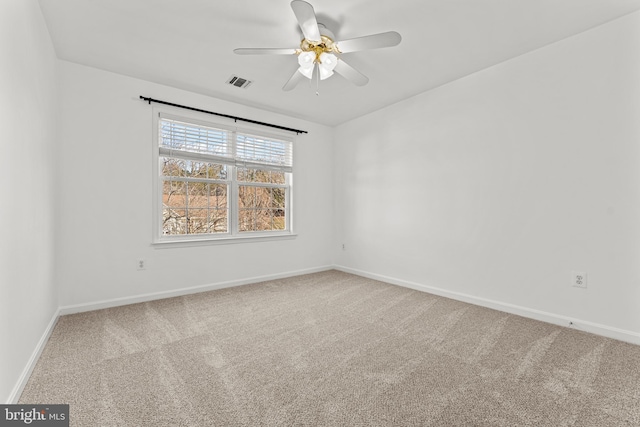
[{"xmin": 299, "ymin": 24, "xmax": 340, "ymax": 62}]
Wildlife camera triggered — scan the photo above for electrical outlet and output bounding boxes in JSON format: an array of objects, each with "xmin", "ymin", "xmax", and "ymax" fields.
[
  {"xmin": 572, "ymin": 271, "xmax": 587, "ymax": 288},
  {"xmin": 137, "ymin": 259, "xmax": 146, "ymax": 271},
  {"xmin": 342, "ymin": 243, "xmax": 346, "ymax": 250}
]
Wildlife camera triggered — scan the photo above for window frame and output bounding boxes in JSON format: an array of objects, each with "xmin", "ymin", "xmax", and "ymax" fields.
[{"xmin": 151, "ymin": 108, "xmax": 295, "ymax": 246}]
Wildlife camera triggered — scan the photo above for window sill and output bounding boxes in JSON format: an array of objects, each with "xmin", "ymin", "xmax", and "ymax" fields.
[{"xmin": 152, "ymin": 232, "xmax": 297, "ymax": 248}]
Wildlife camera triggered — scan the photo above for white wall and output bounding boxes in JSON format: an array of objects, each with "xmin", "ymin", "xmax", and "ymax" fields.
[
  {"xmin": 56, "ymin": 61, "xmax": 334, "ymax": 308},
  {"xmin": 0, "ymin": 0, "xmax": 58, "ymax": 402},
  {"xmin": 334, "ymin": 11, "xmax": 640, "ymax": 340}
]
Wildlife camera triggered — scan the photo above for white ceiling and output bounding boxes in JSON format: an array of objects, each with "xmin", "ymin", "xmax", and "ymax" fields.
[{"xmin": 38, "ymin": 0, "xmax": 640, "ymax": 126}]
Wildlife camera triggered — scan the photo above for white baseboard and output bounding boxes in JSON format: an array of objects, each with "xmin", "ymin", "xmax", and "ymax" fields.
[
  {"xmin": 59, "ymin": 265, "xmax": 334, "ymax": 315},
  {"xmin": 7, "ymin": 308, "xmax": 60, "ymax": 404},
  {"xmin": 334, "ymin": 265, "xmax": 640, "ymax": 346}
]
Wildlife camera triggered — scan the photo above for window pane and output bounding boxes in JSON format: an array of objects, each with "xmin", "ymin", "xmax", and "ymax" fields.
[
  {"xmin": 239, "ymin": 208, "xmax": 255, "ymax": 232},
  {"xmin": 209, "ymin": 184, "xmax": 227, "ymax": 208},
  {"xmin": 163, "ymin": 181, "xmax": 186, "ymax": 208},
  {"xmin": 255, "ymin": 209, "xmax": 273, "ymax": 231},
  {"xmin": 208, "ymin": 163, "xmax": 228, "ymax": 180},
  {"xmin": 163, "ymin": 208, "xmax": 186, "ymax": 235},
  {"xmin": 239, "ymin": 185, "xmax": 274, "ymax": 208},
  {"xmin": 271, "ymin": 171, "xmax": 285, "ymax": 184},
  {"xmin": 237, "ymin": 208, "xmax": 285, "ymax": 233},
  {"xmin": 188, "ymin": 182, "xmax": 208, "ymax": 209},
  {"xmin": 237, "ymin": 168, "xmax": 249, "ymax": 182},
  {"xmin": 272, "ymin": 188, "xmax": 285, "ymax": 208},
  {"xmin": 273, "ymin": 210, "xmax": 285, "ymax": 230},
  {"xmin": 161, "ymin": 157, "xmax": 183, "ymax": 177},
  {"xmin": 162, "ymin": 158, "xmax": 228, "ymax": 181},
  {"xmin": 186, "ymin": 209, "xmax": 208, "ymax": 234},
  {"xmin": 238, "ymin": 168, "xmax": 262, "ymax": 183},
  {"xmin": 238, "ymin": 186, "xmax": 256, "ymax": 208},
  {"xmin": 209, "ymin": 209, "xmax": 228, "ymax": 233},
  {"xmin": 237, "ymin": 186, "xmax": 287, "ymax": 233},
  {"xmin": 238, "ymin": 168, "xmax": 286, "ymax": 183},
  {"xmin": 183, "ymin": 161, "xmax": 208, "ymax": 178},
  {"xmin": 254, "ymin": 187, "xmax": 271, "ymax": 208}
]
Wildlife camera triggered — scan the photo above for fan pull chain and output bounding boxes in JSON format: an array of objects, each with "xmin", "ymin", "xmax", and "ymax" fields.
[{"xmin": 315, "ymin": 63, "xmax": 320, "ymax": 96}]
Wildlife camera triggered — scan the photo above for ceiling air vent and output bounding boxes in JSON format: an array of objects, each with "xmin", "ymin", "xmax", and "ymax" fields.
[{"xmin": 226, "ymin": 75, "xmax": 252, "ymax": 89}]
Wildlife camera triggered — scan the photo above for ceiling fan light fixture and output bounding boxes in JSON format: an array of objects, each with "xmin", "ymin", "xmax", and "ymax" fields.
[
  {"xmin": 318, "ymin": 67, "xmax": 333, "ymax": 80},
  {"xmin": 318, "ymin": 52, "xmax": 337, "ymax": 80},
  {"xmin": 297, "ymin": 51, "xmax": 315, "ymax": 68},
  {"xmin": 298, "ymin": 63, "xmax": 315, "ymax": 79},
  {"xmin": 297, "ymin": 51, "xmax": 315, "ymax": 78}
]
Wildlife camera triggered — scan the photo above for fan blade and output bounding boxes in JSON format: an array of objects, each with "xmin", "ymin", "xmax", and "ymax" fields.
[
  {"xmin": 283, "ymin": 69, "xmax": 306, "ymax": 91},
  {"xmin": 336, "ymin": 31, "xmax": 402, "ymax": 53},
  {"xmin": 234, "ymin": 48, "xmax": 297, "ymax": 55},
  {"xmin": 291, "ymin": 0, "xmax": 321, "ymax": 42},
  {"xmin": 334, "ymin": 60, "xmax": 369, "ymax": 86}
]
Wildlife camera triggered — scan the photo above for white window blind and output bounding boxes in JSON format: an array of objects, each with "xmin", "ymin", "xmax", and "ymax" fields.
[
  {"xmin": 236, "ymin": 132, "xmax": 293, "ymax": 172},
  {"xmin": 159, "ymin": 117, "xmax": 233, "ymax": 164},
  {"xmin": 159, "ymin": 116, "xmax": 293, "ymax": 172}
]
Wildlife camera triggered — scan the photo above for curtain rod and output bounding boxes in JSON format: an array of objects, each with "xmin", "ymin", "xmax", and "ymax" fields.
[{"xmin": 139, "ymin": 96, "xmax": 308, "ymax": 135}]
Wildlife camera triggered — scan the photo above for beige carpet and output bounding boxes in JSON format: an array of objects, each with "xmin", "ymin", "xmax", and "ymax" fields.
[{"xmin": 19, "ymin": 270, "xmax": 640, "ymax": 426}]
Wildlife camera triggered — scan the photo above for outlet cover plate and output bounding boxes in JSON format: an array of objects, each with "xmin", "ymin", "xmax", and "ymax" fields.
[{"xmin": 572, "ymin": 271, "xmax": 587, "ymax": 288}]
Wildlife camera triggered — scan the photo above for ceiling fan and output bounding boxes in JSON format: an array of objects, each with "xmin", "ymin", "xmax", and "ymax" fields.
[{"xmin": 234, "ymin": 0, "xmax": 402, "ymax": 91}]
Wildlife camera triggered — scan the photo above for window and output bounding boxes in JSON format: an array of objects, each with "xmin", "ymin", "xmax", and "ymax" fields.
[{"xmin": 153, "ymin": 112, "xmax": 293, "ymax": 243}]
